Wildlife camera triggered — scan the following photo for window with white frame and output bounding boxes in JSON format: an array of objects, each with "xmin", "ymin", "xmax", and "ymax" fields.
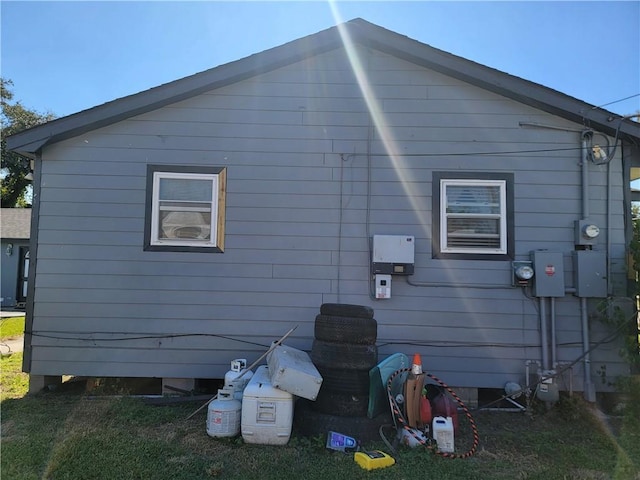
[
  {"xmin": 144, "ymin": 165, "xmax": 226, "ymax": 252},
  {"xmin": 433, "ymin": 172, "xmax": 513, "ymax": 259}
]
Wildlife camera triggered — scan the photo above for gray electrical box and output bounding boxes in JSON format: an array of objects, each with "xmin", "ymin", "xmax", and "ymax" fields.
[
  {"xmin": 531, "ymin": 251, "xmax": 565, "ymax": 297},
  {"xmin": 372, "ymin": 235, "xmax": 415, "ymax": 275},
  {"xmin": 572, "ymin": 250, "xmax": 607, "ymax": 298}
]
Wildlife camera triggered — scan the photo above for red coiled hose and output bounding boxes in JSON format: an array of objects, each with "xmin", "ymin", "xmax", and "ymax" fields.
[{"xmin": 386, "ymin": 367, "xmax": 479, "ymax": 459}]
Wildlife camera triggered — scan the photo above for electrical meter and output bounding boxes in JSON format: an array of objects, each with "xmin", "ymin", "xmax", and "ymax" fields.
[
  {"xmin": 583, "ymin": 224, "xmax": 600, "ymax": 239},
  {"xmin": 512, "ymin": 261, "xmax": 534, "ymax": 287},
  {"xmin": 575, "ymin": 219, "xmax": 600, "ymax": 246}
]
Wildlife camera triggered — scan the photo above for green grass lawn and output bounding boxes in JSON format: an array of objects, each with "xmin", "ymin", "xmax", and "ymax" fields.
[
  {"xmin": 0, "ymin": 315, "xmax": 25, "ymax": 338},
  {"xmin": 1, "ymin": 350, "xmax": 639, "ymax": 480}
]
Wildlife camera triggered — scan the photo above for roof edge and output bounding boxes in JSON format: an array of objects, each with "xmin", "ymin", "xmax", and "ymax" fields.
[
  {"xmin": 6, "ymin": 21, "xmax": 347, "ymax": 154},
  {"xmin": 347, "ymin": 20, "xmax": 640, "ymax": 141},
  {"xmin": 7, "ymin": 18, "xmax": 639, "ymax": 154}
]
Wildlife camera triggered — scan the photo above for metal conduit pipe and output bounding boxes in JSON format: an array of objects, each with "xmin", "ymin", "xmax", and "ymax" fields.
[
  {"xmin": 581, "ymin": 131, "xmax": 591, "ymax": 218},
  {"xmin": 580, "ymin": 130, "xmax": 595, "ymax": 402},
  {"xmin": 550, "ymin": 297, "xmax": 557, "ymax": 367},
  {"xmin": 607, "ymin": 160, "xmax": 613, "ymax": 296},
  {"xmin": 539, "ymin": 297, "xmax": 549, "ymax": 371},
  {"xmin": 581, "ymin": 297, "xmax": 596, "ymax": 402}
]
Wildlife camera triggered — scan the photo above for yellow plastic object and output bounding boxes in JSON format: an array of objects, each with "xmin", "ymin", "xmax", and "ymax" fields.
[{"xmin": 353, "ymin": 450, "xmax": 396, "ymax": 471}]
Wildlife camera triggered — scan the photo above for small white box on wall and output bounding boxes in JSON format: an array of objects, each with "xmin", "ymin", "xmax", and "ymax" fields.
[{"xmin": 375, "ymin": 274, "xmax": 392, "ymax": 299}]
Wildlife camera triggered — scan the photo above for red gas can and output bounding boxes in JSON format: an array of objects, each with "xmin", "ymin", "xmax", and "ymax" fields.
[{"xmin": 419, "ymin": 389, "xmax": 432, "ymax": 427}]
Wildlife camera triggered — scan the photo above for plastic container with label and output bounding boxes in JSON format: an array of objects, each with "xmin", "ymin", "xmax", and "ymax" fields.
[{"xmin": 432, "ymin": 416, "xmax": 454, "ymax": 453}]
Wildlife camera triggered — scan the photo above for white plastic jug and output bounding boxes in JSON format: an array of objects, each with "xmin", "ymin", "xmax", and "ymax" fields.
[{"xmin": 432, "ymin": 416, "xmax": 454, "ymax": 453}]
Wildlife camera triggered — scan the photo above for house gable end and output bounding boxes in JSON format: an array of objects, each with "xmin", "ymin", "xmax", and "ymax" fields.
[
  {"xmin": 6, "ymin": 23, "xmax": 347, "ymax": 156},
  {"xmin": 346, "ymin": 19, "xmax": 639, "ymax": 141},
  {"xmin": 7, "ymin": 18, "xmax": 639, "ymax": 156}
]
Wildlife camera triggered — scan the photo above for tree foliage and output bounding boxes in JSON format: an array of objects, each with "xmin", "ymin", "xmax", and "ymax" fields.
[{"xmin": 1, "ymin": 78, "xmax": 55, "ymax": 207}]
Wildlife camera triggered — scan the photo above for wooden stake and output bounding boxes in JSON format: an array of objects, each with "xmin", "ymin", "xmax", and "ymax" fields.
[{"xmin": 185, "ymin": 325, "xmax": 298, "ymax": 420}]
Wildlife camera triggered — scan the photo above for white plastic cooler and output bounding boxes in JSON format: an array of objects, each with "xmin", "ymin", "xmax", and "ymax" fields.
[
  {"xmin": 266, "ymin": 343, "xmax": 323, "ymax": 401},
  {"xmin": 241, "ymin": 365, "xmax": 294, "ymax": 445}
]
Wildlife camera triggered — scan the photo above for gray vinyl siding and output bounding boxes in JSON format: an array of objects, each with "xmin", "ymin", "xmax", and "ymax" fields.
[{"xmin": 29, "ymin": 46, "xmax": 630, "ymax": 389}]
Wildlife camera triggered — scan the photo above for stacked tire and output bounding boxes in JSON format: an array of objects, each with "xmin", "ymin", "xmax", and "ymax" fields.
[{"xmin": 294, "ymin": 304, "xmax": 391, "ymax": 442}]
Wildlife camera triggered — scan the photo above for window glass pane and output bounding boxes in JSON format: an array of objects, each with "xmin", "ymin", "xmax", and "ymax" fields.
[
  {"xmin": 159, "ymin": 201, "xmax": 211, "ymax": 211},
  {"xmin": 435, "ymin": 173, "xmax": 511, "ymax": 256},
  {"xmin": 446, "ymin": 185, "xmax": 500, "ymax": 214},
  {"xmin": 159, "ymin": 178, "xmax": 212, "ymax": 202},
  {"xmin": 147, "ymin": 166, "xmax": 226, "ymax": 251},
  {"xmin": 447, "ymin": 218, "xmax": 500, "ymax": 248},
  {"xmin": 159, "ymin": 210, "xmax": 212, "ymax": 240},
  {"xmin": 447, "ymin": 217, "xmax": 500, "ymax": 234}
]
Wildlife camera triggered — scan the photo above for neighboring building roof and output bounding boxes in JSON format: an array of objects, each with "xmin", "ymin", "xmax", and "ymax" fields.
[
  {"xmin": 7, "ymin": 18, "xmax": 640, "ymax": 156},
  {"xmin": 0, "ymin": 208, "xmax": 31, "ymax": 240}
]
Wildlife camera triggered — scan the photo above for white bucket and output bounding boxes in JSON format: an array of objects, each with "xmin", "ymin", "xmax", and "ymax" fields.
[
  {"xmin": 432, "ymin": 416, "xmax": 454, "ymax": 453},
  {"xmin": 207, "ymin": 388, "xmax": 241, "ymax": 438}
]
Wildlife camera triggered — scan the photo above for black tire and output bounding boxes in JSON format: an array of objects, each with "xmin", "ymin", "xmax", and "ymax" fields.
[
  {"xmin": 293, "ymin": 399, "xmax": 392, "ymax": 443},
  {"xmin": 310, "ymin": 340, "xmax": 378, "ymax": 370},
  {"xmin": 312, "ymin": 389, "xmax": 369, "ymax": 417},
  {"xmin": 316, "ymin": 366, "xmax": 371, "ymax": 394},
  {"xmin": 314, "ymin": 314, "xmax": 377, "ymax": 345},
  {"xmin": 319, "ymin": 303, "xmax": 374, "ymax": 319}
]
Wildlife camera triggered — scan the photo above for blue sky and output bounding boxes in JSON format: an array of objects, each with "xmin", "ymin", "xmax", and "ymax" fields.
[{"xmin": 1, "ymin": 1, "xmax": 639, "ymax": 119}]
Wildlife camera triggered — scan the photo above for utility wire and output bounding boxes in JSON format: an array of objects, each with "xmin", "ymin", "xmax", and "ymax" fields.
[
  {"xmin": 29, "ymin": 330, "xmax": 617, "ymax": 350},
  {"xmin": 591, "ymin": 93, "xmax": 640, "ymax": 110},
  {"xmin": 354, "ymin": 145, "xmax": 589, "ymax": 158},
  {"xmin": 26, "ymin": 331, "xmax": 273, "ymax": 349}
]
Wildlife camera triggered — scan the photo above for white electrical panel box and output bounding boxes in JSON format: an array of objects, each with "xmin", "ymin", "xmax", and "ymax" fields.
[
  {"xmin": 372, "ymin": 235, "xmax": 415, "ymax": 275},
  {"xmin": 375, "ymin": 274, "xmax": 392, "ymax": 299}
]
